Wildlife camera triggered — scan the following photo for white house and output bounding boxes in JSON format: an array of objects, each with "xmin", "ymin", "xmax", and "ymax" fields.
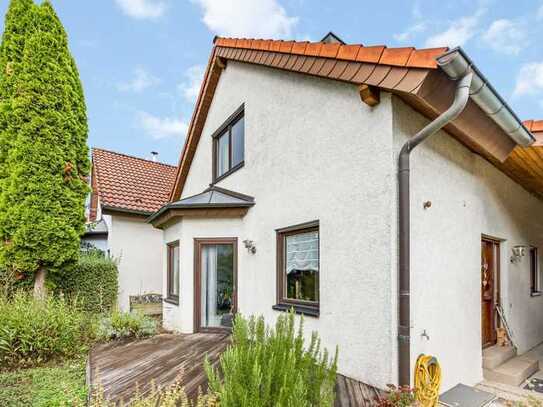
[
  {"xmin": 146, "ymin": 35, "xmax": 543, "ymax": 394},
  {"xmin": 83, "ymin": 148, "xmax": 177, "ymax": 311}
]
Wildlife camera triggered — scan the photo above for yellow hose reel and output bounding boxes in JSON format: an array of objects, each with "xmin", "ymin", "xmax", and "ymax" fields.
[{"xmin": 414, "ymin": 354, "xmax": 442, "ymax": 407}]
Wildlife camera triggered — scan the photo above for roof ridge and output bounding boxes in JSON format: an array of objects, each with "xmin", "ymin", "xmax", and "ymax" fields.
[{"xmin": 92, "ymin": 147, "xmax": 177, "ymax": 168}]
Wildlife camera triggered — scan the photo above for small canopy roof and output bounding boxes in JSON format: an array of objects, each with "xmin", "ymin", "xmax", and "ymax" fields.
[{"xmin": 148, "ymin": 186, "xmax": 254, "ymax": 226}]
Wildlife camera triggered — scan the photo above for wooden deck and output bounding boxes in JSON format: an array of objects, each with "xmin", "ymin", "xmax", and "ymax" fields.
[
  {"xmin": 88, "ymin": 332, "xmax": 230, "ymax": 404},
  {"xmin": 335, "ymin": 374, "xmax": 386, "ymax": 406},
  {"xmin": 89, "ymin": 333, "xmax": 385, "ymax": 406}
]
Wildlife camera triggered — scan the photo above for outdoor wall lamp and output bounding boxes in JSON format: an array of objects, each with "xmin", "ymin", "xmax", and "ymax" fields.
[
  {"xmin": 243, "ymin": 239, "xmax": 256, "ymax": 254},
  {"xmin": 510, "ymin": 245, "xmax": 527, "ymax": 264}
]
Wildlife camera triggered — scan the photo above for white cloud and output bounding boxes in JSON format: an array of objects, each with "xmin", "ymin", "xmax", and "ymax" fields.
[
  {"xmin": 513, "ymin": 62, "xmax": 543, "ymax": 97},
  {"xmin": 138, "ymin": 111, "xmax": 188, "ymax": 139},
  {"xmin": 179, "ymin": 65, "xmax": 205, "ymax": 102},
  {"xmin": 117, "ymin": 68, "xmax": 160, "ymax": 93},
  {"xmin": 115, "ymin": 0, "xmax": 166, "ymax": 20},
  {"xmin": 193, "ymin": 0, "xmax": 298, "ymax": 38},
  {"xmin": 425, "ymin": 10, "xmax": 484, "ymax": 48},
  {"xmin": 394, "ymin": 22, "xmax": 426, "ymax": 42},
  {"xmin": 538, "ymin": 4, "xmax": 543, "ymax": 20},
  {"xmin": 482, "ymin": 19, "xmax": 526, "ymax": 55}
]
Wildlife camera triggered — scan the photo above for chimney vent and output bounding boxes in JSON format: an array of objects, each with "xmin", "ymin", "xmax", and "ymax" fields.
[{"xmin": 151, "ymin": 151, "xmax": 159, "ymax": 162}]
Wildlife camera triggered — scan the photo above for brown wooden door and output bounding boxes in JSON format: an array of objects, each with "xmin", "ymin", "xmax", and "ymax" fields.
[{"xmin": 481, "ymin": 238, "xmax": 500, "ymax": 348}]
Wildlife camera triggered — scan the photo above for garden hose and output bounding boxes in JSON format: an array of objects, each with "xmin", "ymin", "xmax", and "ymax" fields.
[{"xmin": 414, "ymin": 354, "xmax": 441, "ymax": 407}]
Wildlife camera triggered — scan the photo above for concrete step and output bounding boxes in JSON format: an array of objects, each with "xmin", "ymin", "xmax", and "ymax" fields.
[
  {"xmin": 483, "ymin": 345, "xmax": 517, "ymax": 370},
  {"xmin": 483, "ymin": 356, "xmax": 539, "ymax": 386}
]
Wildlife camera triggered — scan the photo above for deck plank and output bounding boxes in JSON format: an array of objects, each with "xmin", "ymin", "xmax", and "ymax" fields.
[
  {"xmin": 89, "ymin": 333, "xmax": 230, "ymax": 404},
  {"xmin": 89, "ymin": 333, "xmax": 385, "ymax": 406}
]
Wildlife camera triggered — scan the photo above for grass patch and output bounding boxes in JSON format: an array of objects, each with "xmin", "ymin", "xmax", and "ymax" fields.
[{"xmin": 0, "ymin": 358, "xmax": 87, "ymax": 407}]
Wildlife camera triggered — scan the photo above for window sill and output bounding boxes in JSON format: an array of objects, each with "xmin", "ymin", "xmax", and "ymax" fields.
[
  {"xmin": 212, "ymin": 162, "xmax": 244, "ymax": 184},
  {"xmin": 272, "ymin": 303, "xmax": 319, "ymax": 318},
  {"xmin": 531, "ymin": 291, "xmax": 542, "ymax": 297},
  {"xmin": 163, "ymin": 297, "xmax": 179, "ymax": 306}
]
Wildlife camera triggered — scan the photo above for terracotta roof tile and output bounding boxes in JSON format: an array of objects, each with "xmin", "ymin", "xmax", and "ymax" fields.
[
  {"xmin": 336, "ymin": 44, "xmax": 362, "ymax": 61},
  {"xmin": 355, "ymin": 45, "xmax": 386, "ymax": 64},
  {"xmin": 291, "ymin": 41, "xmax": 309, "ymax": 55},
  {"xmin": 379, "ymin": 47, "xmax": 414, "ymax": 66},
  {"xmin": 406, "ymin": 48, "xmax": 449, "ymax": 68},
  {"xmin": 304, "ymin": 42, "xmax": 323, "ymax": 56},
  {"xmin": 92, "ymin": 148, "xmax": 177, "ymax": 214},
  {"xmin": 319, "ymin": 42, "xmax": 341, "ymax": 58},
  {"xmin": 213, "ymin": 37, "xmax": 447, "ymax": 69}
]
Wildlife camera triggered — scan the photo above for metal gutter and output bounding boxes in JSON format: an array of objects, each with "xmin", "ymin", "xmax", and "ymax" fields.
[
  {"xmin": 436, "ymin": 47, "xmax": 535, "ymax": 147},
  {"xmin": 101, "ymin": 205, "xmax": 153, "ymax": 217},
  {"xmin": 398, "ymin": 47, "xmax": 537, "ymax": 386},
  {"xmin": 398, "ymin": 72, "xmax": 474, "ymax": 386}
]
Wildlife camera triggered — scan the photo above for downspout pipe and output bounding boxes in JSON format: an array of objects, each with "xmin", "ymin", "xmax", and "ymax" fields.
[{"xmin": 398, "ymin": 72, "xmax": 474, "ymax": 386}]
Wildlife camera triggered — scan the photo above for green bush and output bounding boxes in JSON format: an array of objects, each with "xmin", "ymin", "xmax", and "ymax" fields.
[
  {"xmin": 97, "ymin": 311, "xmax": 157, "ymax": 341},
  {"xmin": 60, "ymin": 252, "xmax": 118, "ymax": 314},
  {"xmin": 0, "ymin": 358, "xmax": 88, "ymax": 407},
  {"xmin": 205, "ymin": 311, "xmax": 338, "ymax": 407},
  {"xmin": 90, "ymin": 377, "xmax": 217, "ymax": 407},
  {"xmin": 0, "ymin": 292, "xmax": 96, "ymax": 367}
]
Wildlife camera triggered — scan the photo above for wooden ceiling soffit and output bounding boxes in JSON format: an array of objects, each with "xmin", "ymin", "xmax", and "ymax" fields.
[
  {"xmin": 495, "ymin": 147, "xmax": 543, "ymax": 201},
  {"xmin": 403, "ymin": 70, "xmax": 516, "ymax": 162}
]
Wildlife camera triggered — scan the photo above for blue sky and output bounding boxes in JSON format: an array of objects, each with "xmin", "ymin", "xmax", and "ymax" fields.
[{"xmin": 1, "ymin": 0, "xmax": 542, "ymax": 165}]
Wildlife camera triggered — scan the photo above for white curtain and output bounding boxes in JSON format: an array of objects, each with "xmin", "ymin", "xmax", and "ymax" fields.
[
  {"xmin": 286, "ymin": 231, "xmax": 319, "ymax": 274},
  {"xmin": 201, "ymin": 246, "xmax": 219, "ymax": 328}
]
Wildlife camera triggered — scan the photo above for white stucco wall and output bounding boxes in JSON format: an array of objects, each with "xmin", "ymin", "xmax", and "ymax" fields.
[
  {"xmin": 392, "ymin": 96, "xmax": 543, "ymax": 392},
  {"xmin": 108, "ymin": 214, "xmax": 164, "ymax": 311},
  {"xmin": 161, "ymin": 60, "xmax": 543, "ymax": 392},
  {"xmin": 162, "ymin": 61, "xmax": 397, "ymax": 389}
]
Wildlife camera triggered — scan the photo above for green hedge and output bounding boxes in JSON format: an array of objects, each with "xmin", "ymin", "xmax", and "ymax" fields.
[
  {"xmin": 60, "ymin": 252, "xmax": 118, "ymax": 314},
  {"xmin": 0, "ymin": 292, "xmax": 96, "ymax": 367}
]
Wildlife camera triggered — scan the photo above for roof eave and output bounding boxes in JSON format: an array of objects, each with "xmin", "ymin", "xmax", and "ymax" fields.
[{"xmin": 436, "ymin": 47, "xmax": 535, "ymax": 148}]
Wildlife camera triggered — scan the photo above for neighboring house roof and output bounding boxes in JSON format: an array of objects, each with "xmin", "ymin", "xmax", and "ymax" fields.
[
  {"xmin": 524, "ymin": 120, "xmax": 543, "ymax": 145},
  {"xmin": 169, "ymin": 36, "xmax": 536, "ymax": 202},
  {"xmin": 92, "ymin": 148, "xmax": 177, "ymax": 215}
]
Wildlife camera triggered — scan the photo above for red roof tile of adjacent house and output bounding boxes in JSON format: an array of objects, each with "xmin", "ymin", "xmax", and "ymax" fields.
[
  {"xmin": 92, "ymin": 148, "xmax": 177, "ymax": 214},
  {"xmin": 523, "ymin": 120, "xmax": 543, "ymax": 145}
]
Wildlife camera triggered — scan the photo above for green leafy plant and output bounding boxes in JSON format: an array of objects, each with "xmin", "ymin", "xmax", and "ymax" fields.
[
  {"xmin": 90, "ymin": 376, "xmax": 218, "ymax": 407},
  {"xmin": 97, "ymin": 311, "xmax": 157, "ymax": 340},
  {"xmin": 205, "ymin": 311, "xmax": 338, "ymax": 407},
  {"xmin": 376, "ymin": 385, "xmax": 417, "ymax": 407},
  {"xmin": 60, "ymin": 252, "xmax": 119, "ymax": 314},
  {"xmin": 0, "ymin": 292, "xmax": 96, "ymax": 367},
  {"xmin": 0, "ymin": 0, "xmax": 90, "ymax": 297},
  {"xmin": 0, "ymin": 358, "xmax": 88, "ymax": 407}
]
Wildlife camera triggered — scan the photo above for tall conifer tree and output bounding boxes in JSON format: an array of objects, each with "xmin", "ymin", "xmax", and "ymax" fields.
[
  {"xmin": 0, "ymin": 0, "xmax": 35, "ymax": 182},
  {"xmin": 0, "ymin": 1, "xmax": 89, "ymax": 296}
]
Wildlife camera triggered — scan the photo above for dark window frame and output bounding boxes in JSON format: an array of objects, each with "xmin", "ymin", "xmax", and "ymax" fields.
[
  {"xmin": 531, "ymin": 247, "xmax": 541, "ymax": 296},
  {"xmin": 165, "ymin": 240, "xmax": 180, "ymax": 305},
  {"xmin": 274, "ymin": 220, "xmax": 320, "ymax": 317},
  {"xmin": 212, "ymin": 104, "xmax": 245, "ymax": 184}
]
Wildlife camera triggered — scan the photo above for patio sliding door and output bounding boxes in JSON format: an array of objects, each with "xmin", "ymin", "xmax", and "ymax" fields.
[{"xmin": 195, "ymin": 238, "xmax": 237, "ymax": 332}]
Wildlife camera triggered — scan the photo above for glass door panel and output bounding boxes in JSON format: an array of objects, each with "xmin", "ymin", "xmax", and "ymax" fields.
[{"xmin": 200, "ymin": 244, "xmax": 234, "ymax": 329}]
